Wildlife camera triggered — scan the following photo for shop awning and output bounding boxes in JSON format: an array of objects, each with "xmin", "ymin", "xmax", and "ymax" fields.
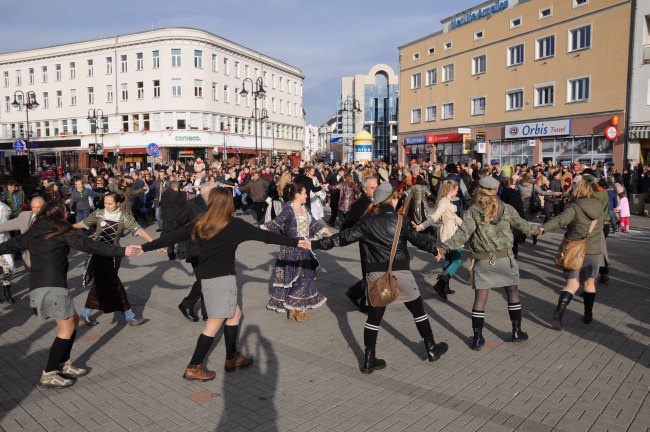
[
  {"xmin": 103, "ymin": 147, "xmax": 149, "ymax": 156},
  {"xmin": 629, "ymin": 125, "xmax": 650, "ymax": 140}
]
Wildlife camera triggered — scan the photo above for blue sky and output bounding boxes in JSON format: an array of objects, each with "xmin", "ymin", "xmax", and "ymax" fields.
[{"xmin": 0, "ymin": 0, "xmax": 476, "ymax": 125}]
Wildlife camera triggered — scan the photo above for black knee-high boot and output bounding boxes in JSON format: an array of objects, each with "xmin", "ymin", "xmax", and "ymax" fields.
[
  {"xmin": 583, "ymin": 292, "xmax": 595, "ymax": 324},
  {"xmin": 3, "ymin": 284, "xmax": 14, "ymax": 304},
  {"xmin": 508, "ymin": 302, "xmax": 528, "ymax": 342},
  {"xmin": 361, "ymin": 345, "xmax": 386, "ymax": 374},
  {"xmin": 553, "ymin": 291, "xmax": 573, "ymax": 331},
  {"xmin": 471, "ymin": 310, "xmax": 485, "ymax": 351}
]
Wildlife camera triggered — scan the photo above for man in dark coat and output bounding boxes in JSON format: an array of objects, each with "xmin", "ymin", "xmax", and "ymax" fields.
[
  {"xmin": 341, "ymin": 176, "xmax": 378, "ymax": 312},
  {"xmin": 160, "ymin": 181, "xmax": 187, "ymax": 260},
  {"xmin": 176, "ymin": 182, "xmax": 215, "ymax": 322},
  {"xmin": 293, "ymin": 168, "xmax": 322, "ymax": 209},
  {"xmin": 327, "ymin": 168, "xmax": 343, "ymax": 226}
]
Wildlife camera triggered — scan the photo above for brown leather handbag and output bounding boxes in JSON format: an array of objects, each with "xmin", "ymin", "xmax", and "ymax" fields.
[
  {"xmin": 554, "ymin": 218, "xmax": 598, "ymax": 270},
  {"xmin": 367, "ymin": 215, "xmax": 402, "ymax": 307}
]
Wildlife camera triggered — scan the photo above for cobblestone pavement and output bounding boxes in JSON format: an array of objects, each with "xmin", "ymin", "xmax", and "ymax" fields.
[{"xmin": 1, "ymin": 212, "xmax": 648, "ymax": 432}]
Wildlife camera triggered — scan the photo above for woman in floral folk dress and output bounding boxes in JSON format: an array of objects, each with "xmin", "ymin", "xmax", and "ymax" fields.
[{"xmin": 264, "ymin": 183, "xmax": 331, "ymax": 322}]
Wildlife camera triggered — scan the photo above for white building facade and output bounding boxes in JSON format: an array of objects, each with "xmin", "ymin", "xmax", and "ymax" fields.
[
  {"xmin": 627, "ymin": 1, "xmax": 650, "ymax": 166},
  {"xmin": 0, "ymin": 27, "xmax": 305, "ymax": 171}
]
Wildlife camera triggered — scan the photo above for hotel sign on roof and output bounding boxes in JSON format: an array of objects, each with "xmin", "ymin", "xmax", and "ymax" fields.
[{"xmin": 450, "ymin": 0, "xmax": 509, "ymax": 29}]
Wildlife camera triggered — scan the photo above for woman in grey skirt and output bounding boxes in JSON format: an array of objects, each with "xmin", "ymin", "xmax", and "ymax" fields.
[
  {"xmin": 140, "ymin": 188, "xmax": 311, "ymax": 382},
  {"xmin": 0, "ymin": 201, "xmax": 138, "ymax": 388},
  {"xmin": 439, "ymin": 176, "xmax": 542, "ymax": 351},
  {"xmin": 541, "ymin": 177, "xmax": 604, "ymax": 330},
  {"xmin": 314, "ymin": 181, "xmax": 448, "ymax": 374}
]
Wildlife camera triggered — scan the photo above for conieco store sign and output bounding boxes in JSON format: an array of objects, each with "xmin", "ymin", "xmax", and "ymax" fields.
[{"xmin": 450, "ymin": 0, "xmax": 509, "ymax": 29}]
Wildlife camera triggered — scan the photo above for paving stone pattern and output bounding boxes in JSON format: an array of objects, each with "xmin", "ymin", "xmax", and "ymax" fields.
[{"xmin": 0, "ymin": 213, "xmax": 648, "ymax": 432}]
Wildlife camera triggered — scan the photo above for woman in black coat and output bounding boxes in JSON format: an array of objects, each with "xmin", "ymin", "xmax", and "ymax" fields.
[
  {"xmin": 499, "ymin": 178, "xmax": 527, "ymax": 257},
  {"xmin": 0, "ymin": 201, "xmax": 138, "ymax": 389}
]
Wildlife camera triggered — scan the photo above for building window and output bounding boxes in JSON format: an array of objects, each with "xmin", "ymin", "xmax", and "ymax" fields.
[
  {"xmin": 412, "ymin": 52, "xmax": 420, "ymax": 60},
  {"xmin": 410, "ymin": 108, "xmax": 421, "ymax": 124},
  {"xmin": 212, "ymin": 54, "xmax": 218, "ymax": 72},
  {"xmin": 411, "ymin": 73, "xmax": 421, "ymax": 89},
  {"xmin": 535, "ymin": 84, "xmax": 555, "ymax": 106},
  {"xmin": 508, "ymin": 44, "xmax": 524, "ymax": 66},
  {"xmin": 280, "ymin": 77, "xmax": 285, "ymax": 91},
  {"xmin": 474, "ymin": 30, "xmax": 484, "ymax": 40},
  {"xmin": 70, "ymin": 89, "xmax": 76, "ymax": 106},
  {"xmin": 137, "ymin": 81, "xmax": 144, "ymax": 99},
  {"xmin": 136, "ymin": 52, "xmax": 143, "ymax": 70},
  {"xmin": 442, "ymin": 64, "xmax": 454, "ymax": 82},
  {"xmin": 87, "ymin": 87, "xmax": 94, "ymax": 104},
  {"xmin": 106, "ymin": 57, "xmax": 112, "ymax": 74},
  {"xmin": 536, "ymin": 35, "xmax": 555, "ymax": 59},
  {"xmin": 171, "ymin": 49, "xmax": 181, "ymax": 67},
  {"xmin": 42, "ymin": 92, "xmax": 48, "ymax": 108},
  {"xmin": 235, "ymin": 61, "xmax": 240, "ymax": 78},
  {"xmin": 55, "ymin": 64, "xmax": 61, "ymax": 81},
  {"xmin": 194, "ymin": 50, "xmax": 203, "ymax": 68},
  {"xmin": 427, "ymin": 48, "xmax": 436, "ymax": 56},
  {"xmin": 122, "ymin": 115, "xmax": 129, "ymax": 132},
  {"xmin": 72, "ymin": 119, "xmax": 77, "ymax": 135},
  {"xmin": 121, "ymin": 83, "xmax": 128, "ymax": 101},
  {"xmin": 56, "ymin": 90, "xmax": 62, "ymax": 107},
  {"xmin": 568, "ymin": 77, "xmax": 590, "ymax": 102},
  {"xmin": 573, "ymin": 0, "xmax": 588, "ymax": 8},
  {"xmin": 15, "ymin": 70, "xmax": 21, "ymax": 86},
  {"xmin": 472, "ymin": 55, "xmax": 486, "ymax": 75},
  {"xmin": 120, "ymin": 55, "xmax": 127, "ymax": 73},
  {"xmin": 42, "ymin": 66, "xmax": 48, "ymax": 83},
  {"xmin": 212, "ymin": 82, "xmax": 218, "ymax": 100},
  {"xmin": 29, "ymin": 68, "xmax": 34, "ymax": 84},
  {"xmin": 442, "ymin": 102, "xmax": 454, "ymax": 119},
  {"xmin": 426, "ymin": 68, "xmax": 437, "ymax": 86},
  {"xmin": 569, "ymin": 25, "xmax": 591, "ymax": 52},
  {"xmin": 2, "ymin": 71, "xmax": 8, "ymax": 87},
  {"xmin": 224, "ymin": 85, "xmax": 230, "ymax": 102},
  {"xmin": 153, "ymin": 80, "xmax": 160, "ymax": 98},
  {"xmin": 87, "ymin": 59, "xmax": 93, "ymax": 77},
  {"xmin": 69, "ymin": 62, "xmax": 76, "ymax": 79},
  {"xmin": 4, "ymin": 96, "xmax": 10, "ymax": 111},
  {"xmin": 152, "ymin": 50, "xmax": 160, "ymax": 68},
  {"xmin": 471, "ymin": 97, "xmax": 486, "ymax": 115},
  {"xmin": 510, "ymin": 17, "xmax": 522, "ymax": 29},
  {"xmin": 224, "ymin": 57, "xmax": 230, "ymax": 75},
  {"xmin": 106, "ymin": 85, "xmax": 113, "ymax": 103},
  {"xmin": 194, "ymin": 79, "xmax": 203, "ymax": 97},
  {"xmin": 171, "ymin": 79, "xmax": 181, "ymax": 96},
  {"xmin": 506, "ymin": 89, "xmax": 524, "ymax": 111},
  {"xmin": 539, "ymin": 7, "xmax": 553, "ymax": 19},
  {"xmin": 444, "ymin": 41, "xmax": 452, "ymax": 50},
  {"xmin": 272, "ymin": 97, "xmax": 277, "ymax": 112},
  {"xmin": 426, "ymin": 105, "xmax": 437, "ymax": 121}
]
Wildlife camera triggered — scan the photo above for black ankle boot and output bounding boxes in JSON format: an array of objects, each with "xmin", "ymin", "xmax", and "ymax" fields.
[
  {"xmin": 424, "ymin": 338, "xmax": 448, "ymax": 362},
  {"xmin": 471, "ymin": 328, "xmax": 485, "ymax": 351},
  {"xmin": 553, "ymin": 291, "xmax": 573, "ymax": 331},
  {"xmin": 431, "ymin": 274, "xmax": 448, "ymax": 300},
  {"xmin": 583, "ymin": 292, "xmax": 595, "ymax": 324},
  {"xmin": 361, "ymin": 346, "xmax": 386, "ymax": 374},
  {"xmin": 442, "ymin": 273, "xmax": 454, "ymax": 294},
  {"xmin": 3, "ymin": 285, "xmax": 14, "ymax": 304},
  {"xmin": 511, "ymin": 320, "xmax": 528, "ymax": 342}
]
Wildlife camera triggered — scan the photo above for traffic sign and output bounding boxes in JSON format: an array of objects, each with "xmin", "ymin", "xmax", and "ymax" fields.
[
  {"xmin": 13, "ymin": 140, "xmax": 25, "ymax": 152},
  {"xmin": 147, "ymin": 142, "xmax": 160, "ymax": 156},
  {"xmin": 604, "ymin": 126, "xmax": 618, "ymax": 141}
]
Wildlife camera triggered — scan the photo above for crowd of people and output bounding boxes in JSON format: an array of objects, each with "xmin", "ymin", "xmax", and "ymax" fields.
[{"xmin": 0, "ymin": 155, "xmax": 647, "ymax": 388}]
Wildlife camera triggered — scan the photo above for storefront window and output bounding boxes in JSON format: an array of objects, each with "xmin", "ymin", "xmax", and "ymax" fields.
[
  {"xmin": 489, "ymin": 139, "xmax": 533, "ymax": 166},
  {"xmin": 435, "ymin": 142, "xmax": 464, "ymax": 164},
  {"xmin": 541, "ymin": 135, "xmax": 612, "ymax": 165}
]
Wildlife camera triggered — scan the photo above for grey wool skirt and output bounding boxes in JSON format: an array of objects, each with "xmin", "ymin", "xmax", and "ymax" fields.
[
  {"xmin": 29, "ymin": 287, "xmax": 76, "ymax": 321},
  {"xmin": 366, "ymin": 270, "xmax": 421, "ymax": 305},
  {"xmin": 473, "ymin": 256, "xmax": 519, "ymax": 290},
  {"xmin": 201, "ymin": 275, "xmax": 238, "ymax": 318}
]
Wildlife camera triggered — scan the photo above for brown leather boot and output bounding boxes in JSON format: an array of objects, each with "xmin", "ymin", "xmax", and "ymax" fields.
[
  {"xmin": 183, "ymin": 364, "xmax": 216, "ymax": 381},
  {"xmin": 288, "ymin": 309, "xmax": 310, "ymax": 322},
  {"xmin": 224, "ymin": 352, "xmax": 253, "ymax": 372}
]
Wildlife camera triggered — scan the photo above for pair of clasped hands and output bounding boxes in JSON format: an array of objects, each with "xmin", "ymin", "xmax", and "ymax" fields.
[{"xmin": 121, "ymin": 240, "xmax": 313, "ymax": 258}]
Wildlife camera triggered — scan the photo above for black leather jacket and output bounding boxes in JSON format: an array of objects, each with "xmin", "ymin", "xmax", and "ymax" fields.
[{"xmin": 314, "ymin": 205, "xmax": 438, "ymax": 273}]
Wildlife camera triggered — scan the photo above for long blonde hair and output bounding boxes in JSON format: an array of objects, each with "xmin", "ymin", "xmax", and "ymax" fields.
[
  {"xmin": 437, "ymin": 180, "xmax": 459, "ymax": 205},
  {"xmin": 571, "ymin": 180, "xmax": 595, "ymax": 201},
  {"xmin": 277, "ymin": 172, "xmax": 292, "ymax": 201},
  {"xmin": 472, "ymin": 187, "xmax": 500, "ymax": 224},
  {"xmin": 193, "ymin": 188, "xmax": 234, "ymax": 239}
]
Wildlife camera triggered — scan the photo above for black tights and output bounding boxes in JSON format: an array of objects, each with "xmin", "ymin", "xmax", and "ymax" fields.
[
  {"xmin": 472, "ymin": 285, "xmax": 522, "ymax": 329},
  {"xmin": 364, "ymin": 297, "xmax": 433, "ymax": 347}
]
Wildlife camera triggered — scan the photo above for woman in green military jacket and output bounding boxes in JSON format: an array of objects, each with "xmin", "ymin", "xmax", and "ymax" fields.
[
  {"xmin": 438, "ymin": 176, "xmax": 541, "ymax": 351},
  {"xmin": 73, "ymin": 192, "xmax": 153, "ymax": 326}
]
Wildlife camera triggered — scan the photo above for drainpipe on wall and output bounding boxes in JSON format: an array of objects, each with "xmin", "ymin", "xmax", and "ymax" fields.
[{"xmin": 623, "ymin": 0, "xmax": 636, "ymax": 169}]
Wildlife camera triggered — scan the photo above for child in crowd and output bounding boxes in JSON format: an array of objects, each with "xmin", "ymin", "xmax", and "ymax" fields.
[{"xmin": 616, "ymin": 191, "xmax": 630, "ymax": 232}]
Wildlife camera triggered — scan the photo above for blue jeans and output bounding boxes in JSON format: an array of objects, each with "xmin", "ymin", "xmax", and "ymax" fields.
[
  {"xmin": 442, "ymin": 249, "xmax": 463, "ymax": 277},
  {"xmin": 608, "ymin": 209, "xmax": 618, "ymax": 231},
  {"xmin": 155, "ymin": 207, "xmax": 163, "ymax": 230},
  {"xmin": 75, "ymin": 208, "xmax": 91, "ymax": 223}
]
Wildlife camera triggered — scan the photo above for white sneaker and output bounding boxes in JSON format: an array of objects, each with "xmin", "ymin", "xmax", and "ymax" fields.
[
  {"xmin": 61, "ymin": 360, "xmax": 89, "ymax": 378},
  {"xmin": 40, "ymin": 370, "xmax": 75, "ymax": 388}
]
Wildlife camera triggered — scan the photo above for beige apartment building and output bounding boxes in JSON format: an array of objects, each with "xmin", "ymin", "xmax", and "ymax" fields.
[{"xmin": 398, "ymin": 0, "xmax": 631, "ymax": 168}]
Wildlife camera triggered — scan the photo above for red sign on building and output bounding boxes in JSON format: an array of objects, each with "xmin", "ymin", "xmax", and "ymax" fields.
[{"xmin": 426, "ymin": 133, "xmax": 464, "ymax": 144}]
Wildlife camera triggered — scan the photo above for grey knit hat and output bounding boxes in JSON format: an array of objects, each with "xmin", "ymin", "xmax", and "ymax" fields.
[
  {"xmin": 373, "ymin": 181, "xmax": 395, "ymax": 204},
  {"xmin": 478, "ymin": 176, "xmax": 500, "ymax": 190}
]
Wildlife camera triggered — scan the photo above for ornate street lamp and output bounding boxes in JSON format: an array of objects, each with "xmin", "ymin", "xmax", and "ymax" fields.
[{"xmin": 11, "ymin": 90, "xmax": 39, "ymax": 173}]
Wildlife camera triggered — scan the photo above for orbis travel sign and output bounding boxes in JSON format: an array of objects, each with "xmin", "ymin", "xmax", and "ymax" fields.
[
  {"xmin": 505, "ymin": 119, "xmax": 572, "ymax": 139},
  {"xmin": 450, "ymin": 0, "xmax": 509, "ymax": 29}
]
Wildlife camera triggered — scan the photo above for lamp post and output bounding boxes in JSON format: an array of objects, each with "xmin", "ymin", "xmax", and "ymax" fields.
[
  {"xmin": 342, "ymin": 97, "xmax": 361, "ymax": 163},
  {"xmin": 222, "ymin": 118, "xmax": 231, "ymax": 161},
  {"xmin": 267, "ymin": 123, "xmax": 279, "ymax": 164},
  {"xmin": 239, "ymin": 77, "xmax": 267, "ymax": 165},
  {"xmin": 86, "ymin": 108, "xmax": 106, "ymax": 167},
  {"xmin": 11, "ymin": 90, "xmax": 39, "ymax": 173}
]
